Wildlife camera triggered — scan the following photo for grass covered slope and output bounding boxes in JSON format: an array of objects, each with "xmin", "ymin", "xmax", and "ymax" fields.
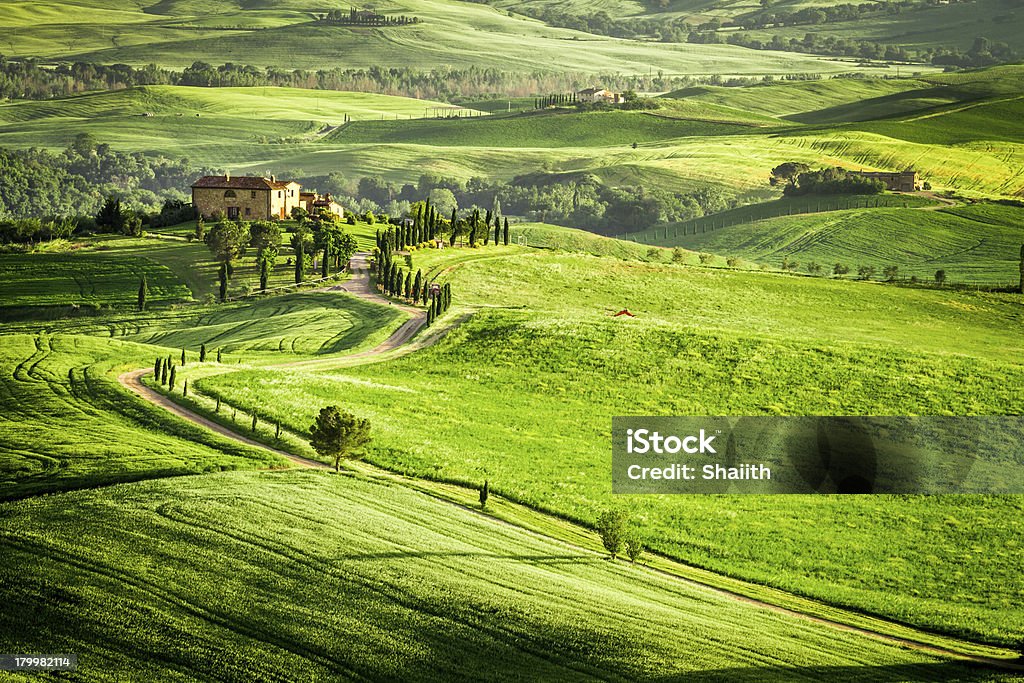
[
  {"xmin": 0, "ymin": 86, "xmax": 478, "ymax": 160},
  {"xmin": 0, "ymin": 250, "xmax": 189, "ymax": 311},
  {"xmin": 198, "ymin": 249, "xmax": 1024, "ymax": 645},
  {"xmin": 0, "ymin": 0, "xmax": 861, "ymax": 76},
  {"xmin": 0, "ymin": 334, "xmax": 285, "ymax": 500},
  {"xmin": 330, "ymin": 110, "xmax": 757, "ymax": 147},
  {"xmin": 663, "ymin": 203, "xmax": 1024, "ymax": 284},
  {"xmin": 0, "ymin": 470, "xmax": 1005, "ymax": 682}
]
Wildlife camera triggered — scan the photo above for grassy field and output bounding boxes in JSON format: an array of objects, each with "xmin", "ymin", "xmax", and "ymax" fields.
[
  {"xmin": 618, "ymin": 193, "xmax": 938, "ymax": 242},
  {"xmin": 0, "ymin": 249, "xmax": 189, "ymax": 311},
  {"xmin": 0, "ymin": 470, "xmax": 1003, "ymax": 682},
  {"xmin": 329, "ymin": 109, "xmax": 759, "ymax": 147},
  {"xmin": 193, "ymin": 245, "xmax": 1024, "ymax": 645},
  {"xmin": 0, "ymin": 333, "xmax": 284, "ymax": 501},
  {"xmin": 658, "ymin": 202, "xmax": 1024, "ymax": 285},
  {"xmin": 0, "ymin": 0, "xmax": 867, "ymax": 76},
  {"xmin": 0, "ymin": 86, "xmax": 479, "ymax": 161}
]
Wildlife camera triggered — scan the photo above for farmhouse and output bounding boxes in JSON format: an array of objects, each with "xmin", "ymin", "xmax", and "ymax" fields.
[
  {"xmin": 192, "ymin": 175, "xmax": 344, "ymax": 221},
  {"xmin": 192, "ymin": 175, "xmax": 301, "ymax": 220},
  {"xmin": 850, "ymin": 169, "xmax": 918, "ymax": 192},
  {"xmin": 299, "ymin": 191, "xmax": 345, "ymax": 219},
  {"xmin": 577, "ymin": 87, "xmax": 624, "ymax": 105}
]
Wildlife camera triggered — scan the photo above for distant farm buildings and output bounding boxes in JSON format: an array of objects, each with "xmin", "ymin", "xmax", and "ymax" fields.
[
  {"xmin": 191, "ymin": 175, "xmax": 343, "ymax": 221},
  {"xmin": 850, "ymin": 169, "xmax": 918, "ymax": 192},
  {"xmin": 577, "ymin": 87, "xmax": 624, "ymax": 105}
]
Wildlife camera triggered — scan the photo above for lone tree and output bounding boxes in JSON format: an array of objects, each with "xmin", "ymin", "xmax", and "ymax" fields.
[
  {"xmin": 934, "ymin": 269, "xmax": 947, "ymax": 287},
  {"xmin": 309, "ymin": 406, "xmax": 371, "ymax": 472},
  {"xmin": 199, "ymin": 344, "xmax": 207, "ymax": 362},
  {"xmin": 596, "ymin": 510, "xmax": 628, "ymax": 560},
  {"xmin": 205, "ymin": 219, "xmax": 250, "ymax": 301},
  {"xmin": 503, "ymin": 217, "xmax": 509, "ymax": 246},
  {"xmin": 137, "ymin": 275, "xmax": 147, "ymax": 312},
  {"xmin": 479, "ymin": 480, "xmax": 489, "ymax": 510}
]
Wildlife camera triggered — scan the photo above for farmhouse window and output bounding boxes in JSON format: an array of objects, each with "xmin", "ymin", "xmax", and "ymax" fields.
[
  {"xmin": 251, "ymin": 191, "xmax": 257, "ymax": 199},
  {"xmin": 224, "ymin": 189, "xmax": 237, "ymax": 198},
  {"xmin": 278, "ymin": 191, "xmax": 282, "ymax": 198},
  {"xmin": 245, "ymin": 207, "xmax": 251, "ymax": 216},
  {"xmin": 227, "ymin": 207, "xmax": 239, "ymax": 219}
]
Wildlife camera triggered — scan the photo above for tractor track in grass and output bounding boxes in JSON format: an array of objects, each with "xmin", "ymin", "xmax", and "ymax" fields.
[{"xmin": 113, "ymin": 250, "xmax": 1023, "ymax": 672}]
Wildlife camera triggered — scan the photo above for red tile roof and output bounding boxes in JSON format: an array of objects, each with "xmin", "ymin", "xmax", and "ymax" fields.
[{"xmin": 191, "ymin": 176, "xmax": 299, "ymax": 190}]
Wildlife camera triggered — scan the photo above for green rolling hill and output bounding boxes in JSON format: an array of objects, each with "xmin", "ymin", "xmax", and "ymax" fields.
[
  {"xmin": 639, "ymin": 202, "xmax": 1024, "ymax": 285},
  {"xmin": 0, "ymin": 0, "xmax": 865, "ymax": 75}
]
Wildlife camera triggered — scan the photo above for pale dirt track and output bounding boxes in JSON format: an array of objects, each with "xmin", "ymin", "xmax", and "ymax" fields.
[{"xmin": 115, "ymin": 250, "xmax": 1023, "ymax": 672}]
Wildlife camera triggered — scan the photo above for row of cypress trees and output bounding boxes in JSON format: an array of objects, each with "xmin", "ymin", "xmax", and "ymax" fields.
[
  {"xmin": 424, "ymin": 283, "xmax": 452, "ymax": 328},
  {"xmin": 154, "ymin": 343, "xmax": 223, "ymax": 390}
]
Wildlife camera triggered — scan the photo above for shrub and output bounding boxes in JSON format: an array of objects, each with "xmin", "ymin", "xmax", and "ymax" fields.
[{"xmin": 698, "ymin": 252, "xmax": 713, "ymax": 265}]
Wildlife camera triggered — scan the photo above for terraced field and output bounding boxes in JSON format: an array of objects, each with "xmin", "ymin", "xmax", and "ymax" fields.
[{"xmin": 1, "ymin": 471, "xmax": 1004, "ymax": 682}]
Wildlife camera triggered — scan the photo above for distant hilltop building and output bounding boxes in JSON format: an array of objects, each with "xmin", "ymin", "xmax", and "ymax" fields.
[
  {"xmin": 850, "ymin": 169, "xmax": 918, "ymax": 192},
  {"xmin": 577, "ymin": 87, "xmax": 624, "ymax": 105},
  {"xmin": 191, "ymin": 175, "xmax": 343, "ymax": 221}
]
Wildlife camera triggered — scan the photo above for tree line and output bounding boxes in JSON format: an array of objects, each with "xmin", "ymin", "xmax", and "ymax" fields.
[
  {"xmin": 318, "ymin": 8, "xmax": 420, "ymax": 25},
  {"xmin": 770, "ymin": 163, "xmax": 885, "ymax": 196},
  {"xmin": 0, "ymin": 55, "xmax": 697, "ymax": 104},
  {"xmin": 348, "ymin": 172, "xmax": 735, "ymax": 235},
  {"xmin": 0, "ymin": 135, "xmax": 216, "ymax": 224}
]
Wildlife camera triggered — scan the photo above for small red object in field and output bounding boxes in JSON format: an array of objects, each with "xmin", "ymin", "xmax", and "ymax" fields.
[{"xmin": 613, "ymin": 309, "xmax": 635, "ymax": 317}]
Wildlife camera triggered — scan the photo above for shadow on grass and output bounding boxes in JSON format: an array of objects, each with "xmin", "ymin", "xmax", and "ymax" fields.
[{"xmin": 655, "ymin": 661, "xmax": 1020, "ymax": 682}]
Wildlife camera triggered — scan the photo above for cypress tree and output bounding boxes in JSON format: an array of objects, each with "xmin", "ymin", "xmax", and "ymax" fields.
[
  {"xmin": 218, "ymin": 262, "xmax": 228, "ymax": 302},
  {"xmin": 154, "ymin": 357, "xmax": 161, "ymax": 379},
  {"xmin": 137, "ymin": 275, "xmax": 147, "ymax": 312},
  {"xmin": 216, "ymin": 396, "xmax": 221, "ymax": 413},
  {"xmin": 404, "ymin": 272, "xmax": 412, "ymax": 300},
  {"xmin": 494, "ymin": 220, "xmax": 501, "ymax": 245},
  {"xmin": 275, "ymin": 422, "xmax": 281, "ymax": 439},
  {"xmin": 413, "ymin": 269, "xmax": 422, "ymax": 302},
  {"xmin": 480, "ymin": 480, "xmax": 489, "ymax": 509},
  {"xmin": 200, "ymin": 344, "xmax": 207, "ymax": 362},
  {"xmin": 161, "ymin": 361, "xmax": 168, "ymax": 385},
  {"xmin": 217, "ymin": 348, "xmax": 223, "ymax": 363},
  {"xmin": 503, "ymin": 217, "xmax": 509, "ymax": 245},
  {"xmin": 251, "ymin": 414, "xmax": 258, "ymax": 432},
  {"xmin": 422, "ymin": 281, "xmax": 429, "ymax": 305},
  {"xmin": 183, "ymin": 379, "xmax": 188, "ymax": 397},
  {"xmin": 181, "ymin": 347, "xmax": 186, "ymax": 366},
  {"xmin": 426, "ymin": 306, "xmax": 433, "ymax": 327},
  {"xmin": 169, "ymin": 365, "xmax": 176, "ymax": 391},
  {"xmin": 450, "ymin": 208, "xmax": 457, "ymax": 246}
]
